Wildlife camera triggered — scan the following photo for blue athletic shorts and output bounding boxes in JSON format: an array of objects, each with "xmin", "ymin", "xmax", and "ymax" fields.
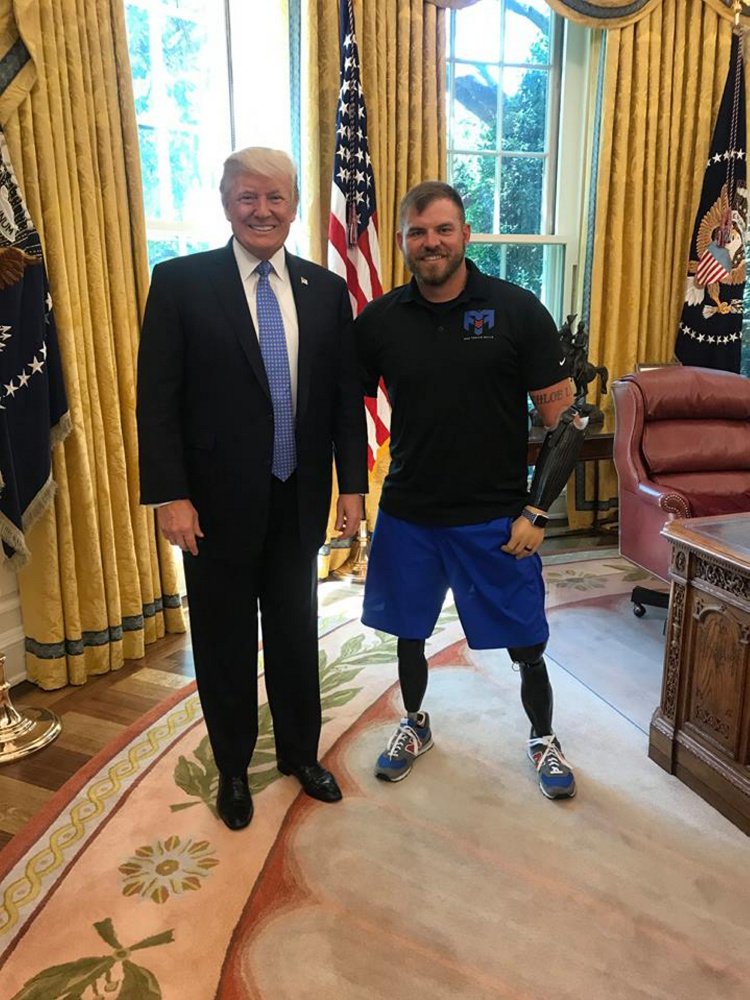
[{"xmin": 362, "ymin": 510, "xmax": 549, "ymax": 650}]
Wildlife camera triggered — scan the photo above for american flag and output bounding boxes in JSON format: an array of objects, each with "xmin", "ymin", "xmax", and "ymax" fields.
[{"xmin": 327, "ymin": 0, "xmax": 389, "ymax": 470}]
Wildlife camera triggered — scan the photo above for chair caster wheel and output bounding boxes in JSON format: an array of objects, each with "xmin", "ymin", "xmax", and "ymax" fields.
[{"xmin": 633, "ymin": 604, "xmax": 646, "ymax": 618}]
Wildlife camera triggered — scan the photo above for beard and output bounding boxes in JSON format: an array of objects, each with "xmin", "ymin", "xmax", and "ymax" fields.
[{"xmin": 406, "ymin": 246, "xmax": 466, "ymax": 287}]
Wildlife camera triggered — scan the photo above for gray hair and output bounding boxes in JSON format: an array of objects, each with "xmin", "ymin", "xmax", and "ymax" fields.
[
  {"xmin": 220, "ymin": 147, "xmax": 299, "ymax": 206},
  {"xmin": 399, "ymin": 181, "xmax": 466, "ymax": 230}
]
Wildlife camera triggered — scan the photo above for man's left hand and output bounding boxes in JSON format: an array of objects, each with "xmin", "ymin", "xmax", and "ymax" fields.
[
  {"xmin": 501, "ymin": 516, "xmax": 544, "ymax": 559},
  {"xmin": 335, "ymin": 493, "xmax": 364, "ymax": 538}
]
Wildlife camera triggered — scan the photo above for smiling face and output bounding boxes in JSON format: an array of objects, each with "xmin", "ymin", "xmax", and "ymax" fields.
[
  {"xmin": 397, "ymin": 197, "xmax": 471, "ymax": 300},
  {"xmin": 223, "ymin": 171, "xmax": 297, "ymax": 259}
]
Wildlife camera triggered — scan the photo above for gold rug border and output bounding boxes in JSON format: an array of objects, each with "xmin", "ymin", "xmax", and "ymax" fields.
[{"xmin": 0, "ymin": 694, "xmax": 201, "ymax": 938}]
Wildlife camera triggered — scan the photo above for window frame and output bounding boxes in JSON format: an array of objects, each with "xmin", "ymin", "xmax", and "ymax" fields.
[
  {"xmin": 125, "ymin": 0, "xmax": 234, "ymax": 268},
  {"xmin": 446, "ymin": 2, "xmax": 591, "ymax": 325}
]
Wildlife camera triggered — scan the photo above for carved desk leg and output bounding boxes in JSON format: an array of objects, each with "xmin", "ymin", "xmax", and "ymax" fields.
[{"xmin": 649, "ymin": 546, "xmax": 688, "ymax": 773}]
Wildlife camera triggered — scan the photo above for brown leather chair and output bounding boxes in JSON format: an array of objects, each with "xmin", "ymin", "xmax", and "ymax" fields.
[{"xmin": 611, "ymin": 366, "xmax": 750, "ymax": 616}]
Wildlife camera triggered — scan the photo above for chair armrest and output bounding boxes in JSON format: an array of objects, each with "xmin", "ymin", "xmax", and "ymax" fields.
[{"xmin": 633, "ymin": 482, "xmax": 691, "ymax": 517}]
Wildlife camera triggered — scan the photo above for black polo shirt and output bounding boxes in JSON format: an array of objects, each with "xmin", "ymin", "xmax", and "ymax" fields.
[{"xmin": 355, "ymin": 259, "xmax": 567, "ymax": 526}]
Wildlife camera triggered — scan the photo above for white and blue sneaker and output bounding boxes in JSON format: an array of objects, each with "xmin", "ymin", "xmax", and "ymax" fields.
[
  {"xmin": 527, "ymin": 734, "xmax": 576, "ymax": 799},
  {"xmin": 374, "ymin": 712, "xmax": 433, "ymax": 782}
]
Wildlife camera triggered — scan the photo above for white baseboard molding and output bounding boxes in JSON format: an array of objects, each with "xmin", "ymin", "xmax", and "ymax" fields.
[
  {"xmin": 0, "ymin": 563, "xmax": 24, "ymax": 686},
  {"xmin": 1, "ymin": 626, "xmax": 26, "ymax": 687}
]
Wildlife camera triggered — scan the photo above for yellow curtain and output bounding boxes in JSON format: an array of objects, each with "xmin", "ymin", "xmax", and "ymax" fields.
[
  {"xmin": 567, "ymin": 0, "xmax": 743, "ymax": 528},
  {"xmin": 3, "ymin": 0, "xmax": 184, "ymax": 689}
]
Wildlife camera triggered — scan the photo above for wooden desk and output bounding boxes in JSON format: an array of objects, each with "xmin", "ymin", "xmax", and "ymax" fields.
[
  {"xmin": 649, "ymin": 513, "xmax": 750, "ymax": 834},
  {"xmin": 526, "ymin": 425, "xmax": 613, "ymax": 466}
]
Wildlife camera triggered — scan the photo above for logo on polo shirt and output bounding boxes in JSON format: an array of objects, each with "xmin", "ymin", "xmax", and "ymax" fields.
[{"xmin": 463, "ymin": 309, "xmax": 495, "ymax": 339}]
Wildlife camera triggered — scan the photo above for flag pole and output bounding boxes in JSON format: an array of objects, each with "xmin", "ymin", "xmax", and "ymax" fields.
[
  {"xmin": 326, "ymin": 0, "xmax": 387, "ymax": 583},
  {"xmin": 331, "ymin": 517, "xmax": 369, "ymax": 584}
]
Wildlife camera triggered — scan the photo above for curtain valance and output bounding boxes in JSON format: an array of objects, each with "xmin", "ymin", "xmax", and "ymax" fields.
[
  {"xmin": 548, "ymin": 1, "xmax": 744, "ymax": 30},
  {"xmin": 546, "ymin": 1, "xmax": 661, "ymax": 28},
  {"xmin": 429, "ymin": 1, "xmax": 745, "ymax": 31}
]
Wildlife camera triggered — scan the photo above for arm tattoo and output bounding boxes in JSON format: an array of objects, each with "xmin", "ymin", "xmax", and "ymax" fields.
[{"xmin": 530, "ymin": 388, "xmax": 565, "ymax": 406}]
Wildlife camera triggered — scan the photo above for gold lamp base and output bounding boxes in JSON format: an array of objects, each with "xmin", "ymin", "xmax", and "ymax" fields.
[
  {"xmin": 331, "ymin": 519, "xmax": 369, "ymax": 584},
  {"xmin": 0, "ymin": 653, "xmax": 61, "ymax": 763}
]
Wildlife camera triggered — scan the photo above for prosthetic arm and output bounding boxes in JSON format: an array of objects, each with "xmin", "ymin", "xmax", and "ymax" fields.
[{"xmin": 526, "ymin": 406, "xmax": 589, "ymax": 517}]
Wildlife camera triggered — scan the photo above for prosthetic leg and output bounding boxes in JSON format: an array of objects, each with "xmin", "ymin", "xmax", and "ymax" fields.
[{"xmin": 509, "ymin": 403, "xmax": 585, "ymax": 799}]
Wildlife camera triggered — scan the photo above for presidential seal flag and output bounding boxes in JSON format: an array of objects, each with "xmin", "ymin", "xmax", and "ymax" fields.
[
  {"xmin": 675, "ymin": 32, "xmax": 747, "ymax": 372},
  {"xmin": 327, "ymin": 0, "xmax": 387, "ymax": 470},
  {"xmin": 0, "ymin": 130, "xmax": 69, "ymax": 566}
]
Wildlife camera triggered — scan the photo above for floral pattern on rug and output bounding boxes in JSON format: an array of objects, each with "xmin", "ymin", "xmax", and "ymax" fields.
[
  {"xmin": 170, "ymin": 628, "xmax": 402, "ymax": 815},
  {"xmin": 1, "ymin": 558, "xmax": 670, "ymax": 1000},
  {"xmin": 545, "ymin": 566, "xmax": 610, "ymax": 591},
  {"xmin": 119, "ymin": 836, "xmax": 219, "ymax": 904},
  {"xmin": 169, "ymin": 613, "xmax": 462, "ymax": 819},
  {"xmin": 545, "ymin": 556, "xmax": 651, "ymax": 593},
  {"xmin": 0, "ymin": 693, "xmax": 203, "ymax": 941},
  {"xmin": 9, "ymin": 918, "xmax": 173, "ymax": 1000}
]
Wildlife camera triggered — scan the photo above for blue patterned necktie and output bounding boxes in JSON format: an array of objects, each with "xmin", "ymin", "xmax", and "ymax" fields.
[{"xmin": 255, "ymin": 260, "xmax": 296, "ymax": 481}]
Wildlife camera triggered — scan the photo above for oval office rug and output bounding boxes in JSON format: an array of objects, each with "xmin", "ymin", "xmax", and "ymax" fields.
[{"xmin": 1, "ymin": 559, "xmax": 748, "ymax": 999}]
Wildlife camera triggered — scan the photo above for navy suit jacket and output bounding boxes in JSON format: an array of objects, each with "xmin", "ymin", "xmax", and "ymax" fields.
[{"xmin": 137, "ymin": 242, "xmax": 368, "ymax": 562}]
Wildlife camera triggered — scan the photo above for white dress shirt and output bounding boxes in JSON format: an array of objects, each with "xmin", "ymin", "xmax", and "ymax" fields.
[{"xmin": 232, "ymin": 239, "xmax": 299, "ymax": 414}]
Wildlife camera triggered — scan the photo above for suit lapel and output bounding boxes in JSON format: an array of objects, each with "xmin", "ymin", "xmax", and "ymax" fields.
[
  {"xmin": 208, "ymin": 242, "xmax": 270, "ymax": 400},
  {"xmin": 286, "ymin": 251, "xmax": 312, "ymax": 421}
]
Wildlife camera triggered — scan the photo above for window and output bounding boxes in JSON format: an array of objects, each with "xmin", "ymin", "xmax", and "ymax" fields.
[
  {"xmin": 126, "ymin": 1, "xmax": 295, "ymax": 271},
  {"xmin": 126, "ymin": 0, "xmax": 233, "ymax": 269},
  {"xmin": 447, "ymin": 0, "xmax": 589, "ymax": 323}
]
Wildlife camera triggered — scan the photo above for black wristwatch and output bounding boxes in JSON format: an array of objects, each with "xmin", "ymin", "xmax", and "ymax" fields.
[{"xmin": 521, "ymin": 508, "xmax": 549, "ymax": 528}]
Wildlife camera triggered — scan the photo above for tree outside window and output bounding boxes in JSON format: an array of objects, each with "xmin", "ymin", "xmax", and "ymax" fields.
[
  {"xmin": 125, "ymin": 0, "xmax": 232, "ymax": 270},
  {"xmin": 126, "ymin": 1, "xmax": 295, "ymax": 270},
  {"xmin": 447, "ymin": 0, "xmax": 566, "ymax": 318}
]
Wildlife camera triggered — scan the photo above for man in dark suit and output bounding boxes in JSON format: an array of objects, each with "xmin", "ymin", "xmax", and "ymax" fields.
[{"xmin": 137, "ymin": 147, "xmax": 368, "ymax": 830}]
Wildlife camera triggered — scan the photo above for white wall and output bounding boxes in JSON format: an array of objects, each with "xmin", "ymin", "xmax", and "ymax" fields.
[{"xmin": 0, "ymin": 561, "xmax": 25, "ymax": 686}]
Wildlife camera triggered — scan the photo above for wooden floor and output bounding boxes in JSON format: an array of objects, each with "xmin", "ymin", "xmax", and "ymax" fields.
[
  {"xmin": 0, "ymin": 631, "xmax": 195, "ymax": 851},
  {"xmin": 0, "ymin": 531, "xmax": 618, "ymax": 852}
]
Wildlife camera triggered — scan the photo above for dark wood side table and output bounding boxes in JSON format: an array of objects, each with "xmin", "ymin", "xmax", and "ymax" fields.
[{"xmin": 649, "ymin": 513, "xmax": 750, "ymax": 834}]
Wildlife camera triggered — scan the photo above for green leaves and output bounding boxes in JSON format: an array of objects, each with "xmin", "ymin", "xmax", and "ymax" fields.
[
  {"xmin": 93, "ymin": 917, "xmax": 122, "ymax": 950},
  {"xmin": 10, "ymin": 956, "xmax": 116, "ymax": 1000},
  {"xmin": 128, "ymin": 929, "xmax": 175, "ymax": 952},
  {"xmin": 248, "ymin": 703, "xmax": 280, "ymax": 794},
  {"xmin": 171, "ymin": 624, "xmax": 403, "ymax": 810},
  {"xmin": 10, "ymin": 921, "xmax": 173, "ymax": 1000},
  {"xmin": 545, "ymin": 569, "xmax": 606, "ymax": 592},
  {"xmin": 118, "ymin": 961, "xmax": 162, "ymax": 999},
  {"xmin": 171, "ymin": 740, "xmax": 218, "ymax": 816},
  {"xmin": 603, "ymin": 562, "xmax": 650, "ymax": 582}
]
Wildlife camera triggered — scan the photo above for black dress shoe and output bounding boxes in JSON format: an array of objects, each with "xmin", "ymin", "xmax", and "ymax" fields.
[
  {"xmin": 216, "ymin": 774, "xmax": 253, "ymax": 830},
  {"xmin": 277, "ymin": 760, "xmax": 343, "ymax": 803}
]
